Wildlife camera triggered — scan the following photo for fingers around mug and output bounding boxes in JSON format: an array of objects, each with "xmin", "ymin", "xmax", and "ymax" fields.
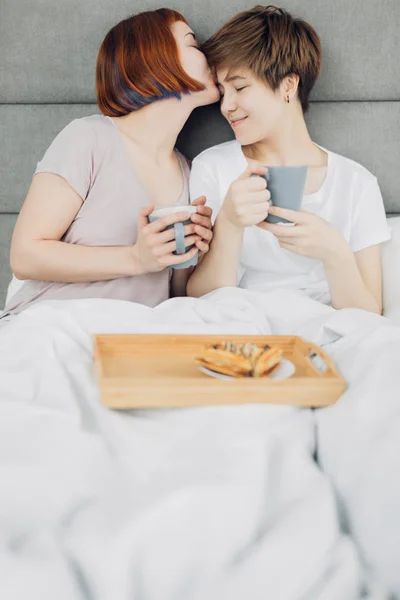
[
  {"xmin": 174, "ymin": 222, "xmax": 186, "ymax": 255},
  {"xmin": 191, "ymin": 205, "xmax": 212, "ymax": 218},
  {"xmin": 183, "ymin": 223, "xmax": 197, "ymax": 237},
  {"xmin": 193, "ymin": 224, "xmax": 213, "ymax": 241},
  {"xmin": 195, "ymin": 239, "xmax": 210, "ymax": 253},
  {"xmin": 163, "ymin": 245, "xmax": 199, "ymax": 267},
  {"xmin": 155, "ymin": 235, "xmax": 200, "ymax": 256},
  {"xmin": 146, "ymin": 210, "xmax": 191, "ymax": 233},
  {"xmin": 248, "ymin": 202, "xmax": 270, "ymax": 224},
  {"xmin": 156, "ymin": 223, "xmax": 195, "ymax": 244},
  {"xmin": 252, "ymin": 187, "xmax": 271, "ymax": 202},
  {"xmin": 249, "ymin": 199, "xmax": 270, "ymax": 214},
  {"xmin": 248, "ymin": 175, "xmax": 267, "ymax": 191},
  {"xmin": 190, "ymin": 195, "xmax": 206, "ymax": 206},
  {"xmin": 190, "ymin": 213, "xmax": 212, "ymax": 228},
  {"xmin": 253, "ymin": 208, "xmax": 270, "ymax": 223},
  {"xmin": 267, "ymin": 206, "xmax": 304, "ymax": 224},
  {"xmin": 261, "ymin": 222, "xmax": 299, "ymax": 237},
  {"xmin": 243, "ymin": 190, "xmax": 270, "ymax": 210}
]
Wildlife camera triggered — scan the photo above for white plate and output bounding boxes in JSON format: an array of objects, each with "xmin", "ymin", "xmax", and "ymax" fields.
[{"xmin": 198, "ymin": 358, "xmax": 296, "ymax": 382}]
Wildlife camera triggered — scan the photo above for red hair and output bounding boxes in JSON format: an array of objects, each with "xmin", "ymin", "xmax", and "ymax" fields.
[{"xmin": 96, "ymin": 8, "xmax": 205, "ymax": 116}]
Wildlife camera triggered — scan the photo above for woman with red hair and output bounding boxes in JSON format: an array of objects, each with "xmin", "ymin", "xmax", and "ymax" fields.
[{"xmin": 5, "ymin": 9, "xmax": 218, "ymax": 315}]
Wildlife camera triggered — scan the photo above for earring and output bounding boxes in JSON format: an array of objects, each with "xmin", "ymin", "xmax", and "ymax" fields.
[{"xmin": 286, "ymin": 95, "xmax": 290, "ymax": 104}]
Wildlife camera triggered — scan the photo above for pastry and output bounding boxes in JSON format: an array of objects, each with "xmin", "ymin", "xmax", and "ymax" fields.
[{"xmin": 196, "ymin": 342, "xmax": 283, "ymax": 378}]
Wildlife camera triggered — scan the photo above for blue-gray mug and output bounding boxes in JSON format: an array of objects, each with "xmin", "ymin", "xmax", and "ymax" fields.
[
  {"xmin": 260, "ymin": 165, "xmax": 308, "ymax": 224},
  {"xmin": 148, "ymin": 205, "xmax": 198, "ymax": 270}
]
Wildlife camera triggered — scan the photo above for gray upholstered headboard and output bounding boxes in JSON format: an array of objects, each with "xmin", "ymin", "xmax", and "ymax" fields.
[{"xmin": 1, "ymin": 0, "xmax": 399, "ymax": 306}]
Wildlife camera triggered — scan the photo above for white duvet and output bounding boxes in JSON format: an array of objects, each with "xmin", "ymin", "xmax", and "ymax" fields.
[{"xmin": 0, "ymin": 287, "xmax": 399, "ymax": 600}]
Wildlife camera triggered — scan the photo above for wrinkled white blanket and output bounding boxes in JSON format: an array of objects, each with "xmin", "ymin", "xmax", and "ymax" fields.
[{"xmin": 0, "ymin": 287, "xmax": 399, "ymax": 600}]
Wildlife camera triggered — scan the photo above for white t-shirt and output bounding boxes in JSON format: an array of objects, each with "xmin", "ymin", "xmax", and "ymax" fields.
[{"xmin": 190, "ymin": 140, "xmax": 391, "ymax": 305}]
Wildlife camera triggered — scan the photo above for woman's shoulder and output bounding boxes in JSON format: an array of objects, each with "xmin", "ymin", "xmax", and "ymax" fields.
[
  {"xmin": 326, "ymin": 147, "xmax": 377, "ymax": 188},
  {"xmin": 55, "ymin": 114, "xmax": 115, "ymax": 143},
  {"xmin": 35, "ymin": 115, "xmax": 115, "ymax": 195}
]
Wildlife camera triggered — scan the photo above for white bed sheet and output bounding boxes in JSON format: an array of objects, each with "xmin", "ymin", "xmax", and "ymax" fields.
[{"xmin": 0, "ymin": 288, "xmax": 399, "ymax": 599}]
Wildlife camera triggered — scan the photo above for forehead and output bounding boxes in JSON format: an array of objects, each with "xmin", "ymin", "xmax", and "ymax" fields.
[
  {"xmin": 170, "ymin": 20, "xmax": 194, "ymax": 39},
  {"xmin": 216, "ymin": 66, "xmax": 254, "ymax": 84}
]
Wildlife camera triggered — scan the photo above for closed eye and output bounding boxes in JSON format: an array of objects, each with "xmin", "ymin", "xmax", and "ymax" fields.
[{"xmin": 185, "ymin": 32, "xmax": 199, "ymax": 48}]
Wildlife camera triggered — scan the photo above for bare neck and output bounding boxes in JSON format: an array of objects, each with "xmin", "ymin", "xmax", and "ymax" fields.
[{"xmin": 112, "ymin": 97, "xmax": 193, "ymax": 163}]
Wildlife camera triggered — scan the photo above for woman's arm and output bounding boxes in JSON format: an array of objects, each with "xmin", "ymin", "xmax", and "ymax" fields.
[
  {"xmin": 186, "ymin": 213, "xmax": 244, "ymax": 296},
  {"xmin": 11, "ymin": 173, "xmax": 199, "ymax": 282},
  {"xmin": 187, "ymin": 161, "xmax": 270, "ymax": 297},
  {"xmin": 323, "ymin": 244, "xmax": 383, "ymax": 313},
  {"xmin": 11, "ymin": 173, "xmax": 142, "ymax": 281},
  {"xmin": 260, "ymin": 206, "xmax": 384, "ymax": 314},
  {"xmin": 321, "ymin": 177, "xmax": 389, "ymax": 313}
]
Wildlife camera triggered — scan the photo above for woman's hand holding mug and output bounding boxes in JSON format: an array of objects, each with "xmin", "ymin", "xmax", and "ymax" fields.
[
  {"xmin": 133, "ymin": 197, "xmax": 213, "ymax": 273},
  {"xmin": 220, "ymin": 162, "xmax": 271, "ymax": 228}
]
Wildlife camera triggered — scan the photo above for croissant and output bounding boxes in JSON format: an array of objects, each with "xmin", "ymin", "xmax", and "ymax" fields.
[{"xmin": 196, "ymin": 342, "xmax": 283, "ymax": 378}]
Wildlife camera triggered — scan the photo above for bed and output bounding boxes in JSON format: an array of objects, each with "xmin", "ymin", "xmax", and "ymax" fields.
[{"xmin": 1, "ymin": 1, "xmax": 400, "ymax": 599}]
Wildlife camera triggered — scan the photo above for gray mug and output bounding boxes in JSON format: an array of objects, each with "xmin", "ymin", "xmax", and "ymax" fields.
[
  {"xmin": 260, "ymin": 165, "xmax": 308, "ymax": 224},
  {"xmin": 148, "ymin": 205, "xmax": 198, "ymax": 270}
]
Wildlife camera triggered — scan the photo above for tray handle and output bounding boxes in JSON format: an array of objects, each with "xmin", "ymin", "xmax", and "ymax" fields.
[{"xmin": 303, "ymin": 341, "xmax": 338, "ymax": 377}]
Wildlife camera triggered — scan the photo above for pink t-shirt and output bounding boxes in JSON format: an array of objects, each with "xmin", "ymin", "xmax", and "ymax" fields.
[{"xmin": 5, "ymin": 115, "xmax": 191, "ymax": 314}]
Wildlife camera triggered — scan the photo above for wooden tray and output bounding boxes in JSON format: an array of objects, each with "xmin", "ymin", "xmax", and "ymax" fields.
[{"xmin": 93, "ymin": 334, "xmax": 346, "ymax": 410}]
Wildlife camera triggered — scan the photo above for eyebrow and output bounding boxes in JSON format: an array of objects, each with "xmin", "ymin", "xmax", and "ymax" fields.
[
  {"xmin": 185, "ymin": 32, "xmax": 196, "ymax": 39},
  {"xmin": 217, "ymin": 75, "xmax": 246, "ymax": 86}
]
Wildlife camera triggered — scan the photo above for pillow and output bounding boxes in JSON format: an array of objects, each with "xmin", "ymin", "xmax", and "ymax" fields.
[{"xmin": 382, "ymin": 216, "xmax": 400, "ymax": 323}]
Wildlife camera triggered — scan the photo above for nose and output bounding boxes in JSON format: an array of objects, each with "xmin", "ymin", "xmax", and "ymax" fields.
[{"xmin": 221, "ymin": 92, "xmax": 237, "ymax": 116}]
